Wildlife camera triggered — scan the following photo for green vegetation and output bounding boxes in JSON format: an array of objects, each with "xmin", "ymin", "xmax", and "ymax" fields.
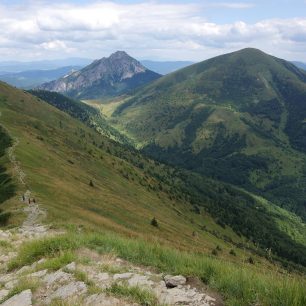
[
  {"xmin": 110, "ymin": 48, "xmax": 306, "ymax": 221},
  {"xmin": 28, "ymin": 90, "xmax": 131, "ymax": 145},
  {"xmin": 0, "ymin": 124, "xmax": 15, "ymax": 225},
  {"xmin": 106, "ymin": 283, "xmax": 160, "ymax": 306},
  {"xmin": 36, "ymin": 251, "xmax": 76, "ymax": 271},
  {"xmin": 7, "ymin": 232, "xmax": 306, "ymax": 306},
  {"xmin": 1, "ymin": 78, "xmax": 306, "ymax": 304}
]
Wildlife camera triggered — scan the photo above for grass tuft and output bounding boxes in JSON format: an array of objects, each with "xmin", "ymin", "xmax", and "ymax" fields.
[{"xmin": 106, "ymin": 283, "xmax": 160, "ymax": 306}]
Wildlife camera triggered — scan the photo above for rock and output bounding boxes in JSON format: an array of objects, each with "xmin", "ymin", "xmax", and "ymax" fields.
[
  {"xmin": 0, "ymin": 273, "xmax": 15, "ymax": 284},
  {"xmin": 51, "ymin": 281, "xmax": 87, "ymax": 300},
  {"xmin": 1, "ymin": 289, "xmax": 32, "ymax": 306},
  {"xmin": 164, "ymin": 275, "xmax": 186, "ymax": 288},
  {"xmin": 5, "ymin": 279, "xmax": 18, "ymax": 290},
  {"xmin": 43, "ymin": 270, "xmax": 71, "ymax": 286},
  {"xmin": 0, "ymin": 289, "xmax": 9, "ymax": 301},
  {"xmin": 127, "ymin": 274, "xmax": 154, "ymax": 288},
  {"xmin": 37, "ymin": 258, "xmax": 46, "ymax": 265},
  {"xmin": 29, "ymin": 269, "xmax": 48, "ymax": 278},
  {"xmin": 16, "ymin": 266, "xmax": 32, "ymax": 275},
  {"xmin": 96, "ymin": 272, "xmax": 110, "ymax": 281},
  {"xmin": 113, "ymin": 272, "xmax": 133, "ymax": 280},
  {"xmin": 64, "ymin": 262, "xmax": 76, "ymax": 272}
]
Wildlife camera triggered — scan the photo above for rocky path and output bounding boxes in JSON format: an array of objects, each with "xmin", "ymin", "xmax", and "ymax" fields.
[{"xmin": 0, "ymin": 126, "xmax": 221, "ymax": 305}]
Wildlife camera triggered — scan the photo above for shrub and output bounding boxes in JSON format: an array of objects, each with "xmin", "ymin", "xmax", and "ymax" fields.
[
  {"xmin": 150, "ymin": 217, "xmax": 158, "ymax": 227},
  {"xmin": 229, "ymin": 249, "xmax": 236, "ymax": 256}
]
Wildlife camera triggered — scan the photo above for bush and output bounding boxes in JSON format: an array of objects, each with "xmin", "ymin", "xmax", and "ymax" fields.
[
  {"xmin": 89, "ymin": 180, "xmax": 94, "ymax": 187},
  {"xmin": 229, "ymin": 249, "xmax": 236, "ymax": 256},
  {"xmin": 150, "ymin": 217, "xmax": 158, "ymax": 227},
  {"xmin": 248, "ymin": 256, "xmax": 255, "ymax": 264}
]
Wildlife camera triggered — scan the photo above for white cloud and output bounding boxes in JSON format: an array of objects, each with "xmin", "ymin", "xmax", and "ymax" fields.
[{"xmin": 0, "ymin": 1, "xmax": 305, "ymax": 61}]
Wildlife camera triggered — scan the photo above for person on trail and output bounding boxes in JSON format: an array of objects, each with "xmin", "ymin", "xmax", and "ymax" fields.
[
  {"xmin": 33, "ymin": 198, "xmax": 36, "ymax": 203},
  {"xmin": 28, "ymin": 198, "xmax": 31, "ymax": 204},
  {"xmin": 22, "ymin": 194, "xmax": 25, "ymax": 202}
]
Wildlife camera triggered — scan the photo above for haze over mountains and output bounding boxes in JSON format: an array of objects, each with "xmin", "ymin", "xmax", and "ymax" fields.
[{"xmin": 0, "ymin": 66, "xmax": 81, "ymax": 89}]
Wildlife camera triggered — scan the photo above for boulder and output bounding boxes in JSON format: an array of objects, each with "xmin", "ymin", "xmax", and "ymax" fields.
[
  {"xmin": 51, "ymin": 281, "xmax": 87, "ymax": 300},
  {"xmin": 164, "ymin": 275, "xmax": 186, "ymax": 288},
  {"xmin": 1, "ymin": 289, "xmax": 32, "ymax": 306},
  {"xmin": 43, "ymin": 270, "xmax": 71, "ymax": 286},
  {"xmin": 113, "ymin": 272, "xmax": 133, "ymax": 280}
]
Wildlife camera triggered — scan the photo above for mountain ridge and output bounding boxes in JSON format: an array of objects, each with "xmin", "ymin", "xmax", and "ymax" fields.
[{"xmin": 108, "ymin": 48, "xmax": 306, "ymax": 220}]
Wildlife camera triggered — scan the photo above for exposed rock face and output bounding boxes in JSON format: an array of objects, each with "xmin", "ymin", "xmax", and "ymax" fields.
[
  {"xmin": 1, "ymin": 289, "xmax": 32, "ymax": 306},
  {"xmin": 38, "ymin": 51, "xmax": 161, "ymax": 99}
]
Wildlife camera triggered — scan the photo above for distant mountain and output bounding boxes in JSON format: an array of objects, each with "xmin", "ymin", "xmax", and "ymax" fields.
[
  {"xmin": 140, "ymin": 60, "xmax": 194, "ymax": 75},
  {"xmin": 111, "ymin": 48, "xmax": 306, "ymax": 220},
  {"xmin": 38, "ymin": 51, "xmax": 161, "ymax": 99},
  {"xmin": 0, "ymin": 58, "xmax": 91, "ymax": 73},
  {"xmin": 0, "ymin": 66, "xmax": 81, "ymax": 89},
  {"xmin": 292, "ymin": 61, "xmax": 306, "ymax": 71}
]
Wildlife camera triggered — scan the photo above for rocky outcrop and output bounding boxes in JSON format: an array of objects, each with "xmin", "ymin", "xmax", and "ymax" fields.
[
  {"xmin": 38, "ymin": 51, "xmax": 161, "ymax": 99},
  {"xmin": 1, "ymin": 289, "xmax": 32, "ymax": 306}
]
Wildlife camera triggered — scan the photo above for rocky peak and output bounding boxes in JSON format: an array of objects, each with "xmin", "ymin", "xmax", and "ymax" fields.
[{"xmin": 37, "ymin": 51, "xmax": 161, "ymax": 99}]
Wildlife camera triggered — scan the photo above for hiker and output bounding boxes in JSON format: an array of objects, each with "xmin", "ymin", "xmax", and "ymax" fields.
[
  {"xmin": 28, "ymin": 198, "xmax": 31, "ymax": 204},
  {"xmin": 33, "ymin": 198, "xmax": 36, "ymax": 203},
  {"xmin": 22, "ymin": 194, "xmax": 25, "ymax": 202}
]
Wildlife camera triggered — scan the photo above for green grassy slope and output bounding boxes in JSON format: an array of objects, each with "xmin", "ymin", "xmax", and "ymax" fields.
[
  {"xmin": 6, "ymin": 85, "xmax": 306, "ymax": 268},
  {"xmin": 28, "ymin": 90, "xmax": 132, "ymax": 145},
  {"xmin": 1, "ymin": 81, "xmax": 306, "ymax": 304},
  {"xmin": 0, "ymin": 81, "xmax": 256, "ymax": 258},
  {"xmin": 109, "ymin": 48, "xmax": 306, "ymax": 220}
]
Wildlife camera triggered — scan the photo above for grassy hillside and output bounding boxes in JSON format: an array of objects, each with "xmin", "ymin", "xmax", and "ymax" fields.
[
  {"xmin": 4, "ymin": 85, "xmax": 306, "ymax": 269},
  {"xmin": 108, "ymin": 48, "xmax": 306, "ymax": 220},
  {"xmin": 28, "ymin": 90, "xmax": 132, "ymax": 145},
  {"xmin": 0, "ymin": 81, "xmax": 256, "ymax": 258},
  {"xmin": 1, "ymin": 81, "xmax": 306, "ymax": 304}
]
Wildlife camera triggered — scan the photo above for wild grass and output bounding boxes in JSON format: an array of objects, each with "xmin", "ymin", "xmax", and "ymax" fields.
[
  {"xmin": 106, "ymin": 283, "xmax": 160, "ymax": 306},
  {"xmin": 7, "ymin": 232, "xmax": 306, "ymax": 306},
  {"xmin": 35, "ymin": 251, "xmax": 76, "ymax": 271},
  {"xmin": 99, "ymin": 263, "xmax": 128, "ymax": 274},
  {"xmin": 0, "ymin": 239, "xmax": 12, "ymax": 249}
]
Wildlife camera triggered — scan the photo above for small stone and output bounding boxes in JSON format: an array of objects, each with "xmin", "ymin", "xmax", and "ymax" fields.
[
  {"xmin": 16, "ymin": 266, "xmax": 31, "ymax": 275},
  {"xmin": 1, "ymin": 289, "xmax": 32, "ymax": 306},
  {"xmin": 51, "ymin": 281, "xmax": 87, "ymax": 300},
  {"xmin": 128, "ymin": 274, "xmax": 154, "ymax": 288},
  {"xmin": 43, "ymin": 270, "xmax": 71, "ymax": 285},
  {"xmin": 164, "ymin": 275, "xmax": 186, "ymax": 288},
  {"xmin": 96, "ymin": 272, "xmax": 110, "ymax": 281},
  {"xmin": 113, "ymin": 272, "xmax": 133, "ymax": 280},
  {"xmin": 37, "ymin": 258, "xmax": 46, "ymax": 265},
  {"xmin": 64, "ymin": 262, "xmax": 76, "ymax": 272},
  {"xmin": 29, "ymin": 269, "xmax": 48, "ymax": 278}
]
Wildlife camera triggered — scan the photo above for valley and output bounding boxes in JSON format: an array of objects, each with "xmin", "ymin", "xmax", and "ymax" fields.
[{"xmin": 1, "ymin": 48, "xmax": 306, "ymax": 305}]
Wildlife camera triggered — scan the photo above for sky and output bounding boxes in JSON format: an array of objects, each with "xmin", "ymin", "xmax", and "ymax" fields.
[{"xmin": 1, "ymin": 0, "xmax": 306, "ymax": 62}]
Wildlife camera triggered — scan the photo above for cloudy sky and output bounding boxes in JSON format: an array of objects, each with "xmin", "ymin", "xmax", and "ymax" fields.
[{"xmin": 1, "ymin": 0, "xmax": 306, "ymax": 62}]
